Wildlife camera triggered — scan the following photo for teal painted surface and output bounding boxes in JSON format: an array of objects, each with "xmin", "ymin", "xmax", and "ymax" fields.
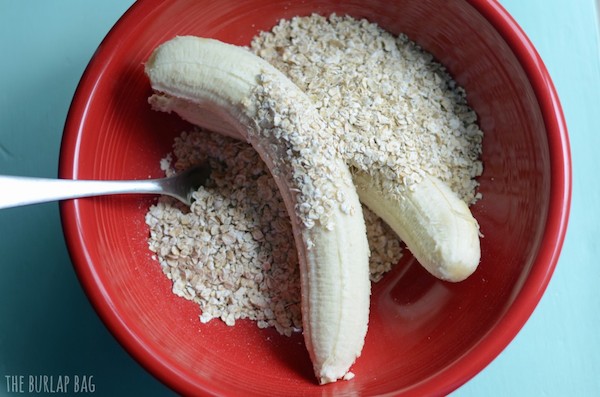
[{"xmin": 0, "ymin": 1, "xmax": 597, "ymax": 395}]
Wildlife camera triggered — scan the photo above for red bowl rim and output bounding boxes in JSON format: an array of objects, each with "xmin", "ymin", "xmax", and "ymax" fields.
[{"xmin": 58, "ymin": 0, "xmax": 572, "ymax": 395}]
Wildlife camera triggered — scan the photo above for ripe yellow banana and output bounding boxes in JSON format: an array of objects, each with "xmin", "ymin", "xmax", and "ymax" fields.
[{"xmin": 145, "ymin": 36, "xmax": 371, "ymax": 384}]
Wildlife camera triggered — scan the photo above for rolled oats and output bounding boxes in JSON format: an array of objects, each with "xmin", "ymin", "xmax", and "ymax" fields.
[
  {"xmin": 251, "ymin": 14, "xmax": 483, "ymax": 203},
  {"xmin": 146, "ymin": 13, "xmax": 483, "ymax": 336}
]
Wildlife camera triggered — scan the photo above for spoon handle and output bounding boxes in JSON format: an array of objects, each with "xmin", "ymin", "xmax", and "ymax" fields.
[{"xmin": 0, "ymin": 175, "xmax": 163, "ymax": 209}]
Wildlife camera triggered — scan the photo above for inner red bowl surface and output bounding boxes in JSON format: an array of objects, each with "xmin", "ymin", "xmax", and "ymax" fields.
[{"xmin": 59, "ymin": 0, "xmax": 570, "ymax": 396}]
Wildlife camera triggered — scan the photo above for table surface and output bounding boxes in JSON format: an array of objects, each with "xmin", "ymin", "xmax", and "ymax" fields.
[{"xmin": 1, "ymin": 1, "xmax": 598, "ymax": 396}]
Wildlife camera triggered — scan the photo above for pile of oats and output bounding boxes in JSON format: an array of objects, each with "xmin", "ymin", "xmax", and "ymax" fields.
[
  {"xmin": 146, "ymin": 131, "xmax": 401, "ymax": 336},
  {"xmin": 251, "ymin": 14, "xmax": 483, "ymax": 203},
  {"xmin": 146, "ymin": 14, "xmax": 483, "ymax": 336}
]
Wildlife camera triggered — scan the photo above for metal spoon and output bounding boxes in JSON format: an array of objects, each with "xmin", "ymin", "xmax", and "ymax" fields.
[{"xmin": 0, "ymin": 164, "xmax": 211, "ymax": 210}]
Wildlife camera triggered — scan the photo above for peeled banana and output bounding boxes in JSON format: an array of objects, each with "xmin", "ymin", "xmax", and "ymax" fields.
[
  {"xmin": 353, "ymin": 171, "xmax": 480, "ymax": 282},
  {"xmin": 145, "ymin": 36, "xmax": 371, "ymax": 384}
]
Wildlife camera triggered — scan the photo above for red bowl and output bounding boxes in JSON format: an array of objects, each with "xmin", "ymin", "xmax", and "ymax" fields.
[{"xmin": 59, "ymin": 0, "xmax": 571, "ymax": 395}]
